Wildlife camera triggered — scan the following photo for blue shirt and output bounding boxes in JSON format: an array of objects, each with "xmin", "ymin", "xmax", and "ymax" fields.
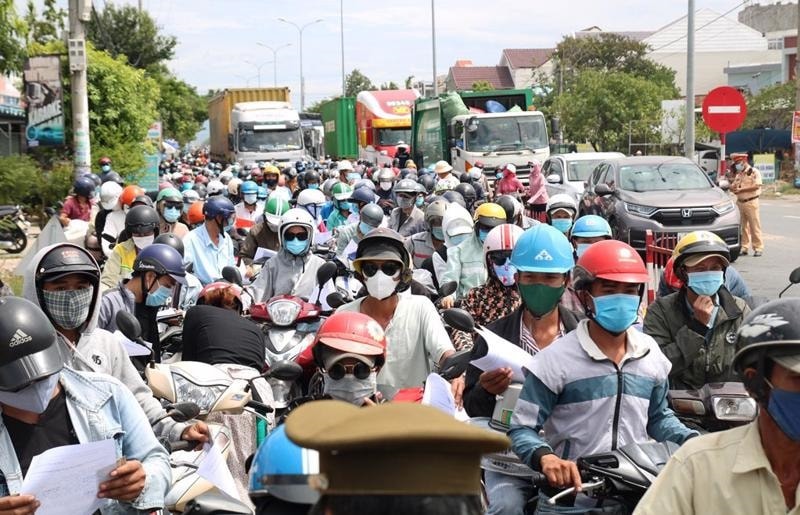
[{"xmin": 183, "ymin": 223, "xmax": 235, "ymax": 285}]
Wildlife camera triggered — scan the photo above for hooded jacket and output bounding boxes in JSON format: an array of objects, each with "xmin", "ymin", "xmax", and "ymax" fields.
[
  {"xmin": 23, "ymin": 243, "xmax": 189, "ymax": 442},
  {"xmin": 440, "ymin": 204, "xmax": 487, "ymax": 299}
]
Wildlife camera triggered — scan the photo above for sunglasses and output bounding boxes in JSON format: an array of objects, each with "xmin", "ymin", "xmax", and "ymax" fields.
[
  {"xmin": 488, "ymin": 251, "xmax": 513, "ymax": 266},
  {"xmin": 327, "ymin": 361, "xmax": 373, "ymax": 380},
  {"xmin": 164, "ymin": 202, "xmax": 183, "ymax": 210},
  {"xmin": 359, "ymin": 261, "xmax": 401, "ymax": 278},
  {"xmin": 284, "ymin": 232, "xmax": 308, "ymax": 242}
]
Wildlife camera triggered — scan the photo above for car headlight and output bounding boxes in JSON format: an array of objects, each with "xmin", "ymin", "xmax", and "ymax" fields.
[
  {"xmin": 268, "ymin": 300, "xmax": 301, "ymax": 326},
  {"xmin": 712, "ymin": 396, "xmax": 757, "ymax": 422},
  {"xmin": 624, "ymin": 202, "xmax": 657, "ymax": 217},
  {"xmin": 172, "ymin": 373, "xmax": 227, "ymax": 414},
  {"xmin": 712, "ymin": 200, "xmax": 735, "ymax": 215}
]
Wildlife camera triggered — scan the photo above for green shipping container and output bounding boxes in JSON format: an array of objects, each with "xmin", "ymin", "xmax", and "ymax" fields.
[{"xmin": 320, "ymin": 97, "xmax": 357, "ymax": 159}]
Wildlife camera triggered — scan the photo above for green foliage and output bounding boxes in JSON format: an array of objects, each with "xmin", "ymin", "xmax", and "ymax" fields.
[
  {"xmin": 0, "ymin": 0, "xmax": 27, "ymax": 75},
  {"xmin": 345, "ymin": 69, "xmax": 375, "ymax": 98},
  {"xmin": 0, "ymin": 155, "xmax": 73, "ymax": 216},
  {"xmin": 306, "ymin": 97, "xmax": 334, "ymax": 114},
  {"xmin": 471, "ymin": 80, "xmax": 494, "ymax": 92},
  {"xmin": 149, "ymin": 66, "xmax": 206, "ymax": 145},
  {"xmin": 93, "ymin": 141, "xmax": 146, "ymax": 181},
  {"xmin": 743, "ymin": 82, "xmax": 794, "ymax": 130},
  {"xmin": 380, "ymin": 81, "xmax": 399, "ymax": 90},
  {"xmin": 24, "ymin": 0, "xmax": 64, "ymax": 46},
  {"xmin": 405, "ymin": 75, "xmax": 415, "ymax": 89},
  {"xmin": 88, "ymin": 4, "xmax": 176, "ymax": 70}
]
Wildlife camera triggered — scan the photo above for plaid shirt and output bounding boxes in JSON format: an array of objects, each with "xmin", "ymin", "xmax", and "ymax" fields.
[{"xmin": 453, "ymin": 278, "xmax": 521, "ymax": 350}]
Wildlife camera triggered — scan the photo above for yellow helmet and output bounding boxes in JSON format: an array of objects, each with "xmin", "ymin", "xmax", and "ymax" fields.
[
  {"xmin": 672, "ymin": 231, "xmax": 730, "ymax": 270},
  {"xmin": 473, "ymin": 202, "xmax": 507, "ymax": 230}
]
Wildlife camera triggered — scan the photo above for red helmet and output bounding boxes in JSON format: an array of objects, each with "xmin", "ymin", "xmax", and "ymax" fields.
[
  {"xmin": 572, "ymin": 240, "xmax": 648, "ymax": 291},
  {"xmin": 120, "ymin": 185, "xmax": 145, "ymax": 207},
  {"xmin": 197, "ymin": 281, "xmax": 243, "ymax": 309},
  {"xmin": 311, "ymin": 312, "xmax": 387, "ymax": 368},
  {"xmin": 99, "ymin": 156, "xmax": 112, "ymax": 165},
  {"xmin": 187, "ymin": 201, "xmax": 205, "ymax": 225},
  {"xmin": 663, "ymin": 257, "xmax": 684, "ymax": 292},
  {"xmin": 195, "ymin": 174, "xmax": 209, "ymax": 185}
]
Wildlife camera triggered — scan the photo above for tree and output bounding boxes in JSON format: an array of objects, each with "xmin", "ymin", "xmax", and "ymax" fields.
[
  {"xmin": 405, "ymin": 75, "xmax": 415, "ymax": 89},
  {"xmin": 380, "ymin": 81, "xmax": 399, "ymax": 90},
  {"xmin": 345, "ymin": 69, "xmax": 375, "ymax": 97},
  {"xmin": 743, "ymin": 82, "xmax": 794, "ymax": 130},
  {"xmin": 88, "ymin": 4, "xmax": 176, "ymax": 70},
  {"xmin": 471, "ymin": 80, "xmax": 494, "ymax": 92},
  {"xmin": 24, "ymin": 0, "xmax": 64, "ymax": 46},
  {"xmin": 306, "ymin": 97, "xmax": 334, "ymax": 113},
  {"xmin": 149, "ymin": 65, "xmax": 207, "ymax": 145},
  {"xmin": 0, "ymin": 0, "xmax": 27, "ymax": 74}
]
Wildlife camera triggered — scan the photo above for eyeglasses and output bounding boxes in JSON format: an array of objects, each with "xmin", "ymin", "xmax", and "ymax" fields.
[
  {"xmin": 284, "ymin": 232, "xmax": 308, "ymax": 242},
  {"xmin": 488, "ymin": 251, "xmax": 513, "ymax": 266},
  {"xmin": 164, "ymin": 202, "xmax": 182, "ymax": 210},
  {"xmin": 359, "ymin": 261, "xmax": 401, "ymax": 278},
  {"xmin": 327, "ymin": 361, "xmax": 373, "ymax": 380}
]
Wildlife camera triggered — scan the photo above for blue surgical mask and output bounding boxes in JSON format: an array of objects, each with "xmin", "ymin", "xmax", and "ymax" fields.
[
  {"xmin": 767, "ymin": 385, "xmax": 800, "ymax": 442},
  {"xmin": 359, "ymin": 222, "xmax": 376, "ymax": 236},
  {"xmin": 347, "ymin": 173, "xmax": 361, "ymax": 183},
  {"xmin": 146, "ymin": 283, "xmax": 172, "ymax": 307},
  {"xmin": 183, "ymin": 203, "xmax": 191, "ymax": 214},
  {"xmin": 478, "ymin": 229, "xmax": 490, "ymax": 243},
  {"xmin": 285, "ymin": 238, "xmax": 308, "ymax": 256},
  {"xmin": 101, "ymin": 164, "xmax": 111, "ymax": 173},
  {"xmin": 687, "ymin": 270, "xmax": 724, "ymax": 297},
  {"xmin": 338, "ymin": 201, "xmax": 352, "ymax": 212},
  {"xmin": 551, "ymin": 218, "xmax": 573, "ymax": 234},
  {"xmin": 308, "ymin": 183, "xmax": 319, "ymax": 190},
  {"xmin": 397, "ymin": 196, "xmax": 414, "ymax": 209},
  {"xmin": 590, "ymin": 293, "xmax": 640, "ymax": 334},
  {"xmin": 163, "ymin": 207, "xmax": 181, "ymax": 223},
  {"xmin": 415, "ymin": 196, "xmax": 424, "ymax": 208},
  {"xmin": 576, "ymin": 243, "xmax": 591, "ymax": 258},
  {"xmin": 492, "ymin": 262, "xmax": 517, "ymax": 287},
  {"xmin": 449, "ymin": 234, "xmax": 469, "ymax": 247},
  {"xmin": 495, "ymin": 172, "xmax": 503, "ymax": 180},
  {"xmin": 223, "ymin": 217, "xmax": 235, "ymax": 233},
  {"xmin": 432, "ymin": 227, "xmax": 444, "ymax": 240}
]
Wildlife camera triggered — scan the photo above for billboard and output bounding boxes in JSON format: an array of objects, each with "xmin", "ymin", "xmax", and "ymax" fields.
[{"xmin": 23, "ymin": 55, "xmax": 65, "ymax": 148}]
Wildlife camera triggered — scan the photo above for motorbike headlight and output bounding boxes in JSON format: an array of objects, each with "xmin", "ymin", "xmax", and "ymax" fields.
[
  {"xmin": 268, "ymin": 299, "xmax": 301, "ymax": 326},
  {"xmin": 172, "ymin": 373, "xmax": 227, "ymax": 414},
  {"xmin": 712, "ymin": 200, "xmax": 735, "ymax": 215},
  {"xmin": 712, "ymin": 396, "xmax": 758, "ymax": 422},
  {"xmin": 624, "ymin": 202, "xmax": 657, "ymax": 217}
]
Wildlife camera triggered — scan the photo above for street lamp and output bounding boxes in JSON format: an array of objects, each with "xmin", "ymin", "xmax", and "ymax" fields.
[
  {"xmin": 256, "ymin": 42, "xmax": 292, "ymax": 87},
  {"xmin": 243, "ymin": 59, "xmax": 272, "ymax": 88},
  {"xmin": 277, "ymin": 17, "xmax": 324, "ymax": 111},
  {"xmin": 234, "ymin": 74, "xmax": 259, "ymax": 87}
]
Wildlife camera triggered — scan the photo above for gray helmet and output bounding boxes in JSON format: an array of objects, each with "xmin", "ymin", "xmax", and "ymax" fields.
[
  {"xmin": 360, "ymin": 203, "xmax": 384, "ymax": 228},
  {"xmin": 394, "ymin": 178, "xmax": 418, "ymax": 194},
  {"xmin": 425, "ymin": 199, "xmax": 448, "ymax": 227}
]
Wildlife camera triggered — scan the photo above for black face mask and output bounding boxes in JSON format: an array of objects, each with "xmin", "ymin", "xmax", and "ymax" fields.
[{"xmin": 265, "ymin": 178, "xmax": 278, "ymax": 188}]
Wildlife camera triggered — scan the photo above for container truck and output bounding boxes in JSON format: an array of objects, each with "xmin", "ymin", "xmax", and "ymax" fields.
[
  {"xmin": 411, "ymin": 88, "xmax": 549, "ymax": 180},
  {"xmin": 208, "ymin": 87, "xmax": 305, "ymax": 165},
  {"xmin": 320, "ymin": 97, "xmax": 358, "ymax": 160},
  {"xmin": 356, "ymin": 89, "xmax": 420, "ymax": 166}
]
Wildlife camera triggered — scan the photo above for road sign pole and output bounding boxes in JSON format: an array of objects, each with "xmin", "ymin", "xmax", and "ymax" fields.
[{"xmin": 719, "ymin": 132, "xmax": 726, "ymax": 179}]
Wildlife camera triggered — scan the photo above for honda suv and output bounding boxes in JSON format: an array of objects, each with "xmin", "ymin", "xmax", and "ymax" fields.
[{"xmin": 580, "ymin": 156, "xmax": 741, "ymax": 259}]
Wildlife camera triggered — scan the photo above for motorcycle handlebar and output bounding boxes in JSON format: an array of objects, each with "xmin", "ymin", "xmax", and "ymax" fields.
[
  {"xmin": 246, "ymin": 400, "xmax": 274, "ymax": 414},
  {"xmin": 161, "ymin": 439, "xmax": 202, "ymax": 453}
]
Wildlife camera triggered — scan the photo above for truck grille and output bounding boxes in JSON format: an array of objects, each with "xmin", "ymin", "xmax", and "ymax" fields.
[{"xmin": 651, "ymin": 208, "xmax": 718, "ymax": 226}]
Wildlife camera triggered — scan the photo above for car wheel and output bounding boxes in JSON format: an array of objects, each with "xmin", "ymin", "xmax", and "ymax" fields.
[{"xmin": 729, "ymin": 247, "xmax": 740, "ymax": 263}]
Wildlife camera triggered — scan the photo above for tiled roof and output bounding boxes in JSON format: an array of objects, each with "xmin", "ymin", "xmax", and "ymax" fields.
[
  {"xmin": 502, "ymin": 48, "xmax": 555, "ymax": 69},
  {"xmin": 448, "ymin": 66, "xmax": 515, "ymax": 90}
]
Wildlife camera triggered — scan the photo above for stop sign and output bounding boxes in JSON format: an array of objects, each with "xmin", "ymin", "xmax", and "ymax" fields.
[{"xmin": 702, "ymin": 86, "xmax": 747, "ymax": 134}]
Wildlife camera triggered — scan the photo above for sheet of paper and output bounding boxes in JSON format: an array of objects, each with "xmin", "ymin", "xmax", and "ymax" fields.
[
  {"xmin": 314, "ymin": 230, "xmax": 332, "ymax": 245},
  {"xmin": 197, "ymin": 442, "xmax": 239, "ymax": 500},
  {"xmin": 114, "ymin": 330, "xmax": 151, "ymax": 357},
  {"xmin": 20, "ymin": 439, "xmax": 117, "ymax": 515},
  {"xmin": 471, "ymin": 327, "xmax": 535, "ymax": 383},
  {"xmin": 342, "ymin": 239, "xmax": 358, "ymax": 263},
  {"xmin": 253, "ymin": 247, "xmax": 276, "ymax": 264},
  {"xmin": 421, "ymin": 373, "xmax": 455, "ymax": 416}
]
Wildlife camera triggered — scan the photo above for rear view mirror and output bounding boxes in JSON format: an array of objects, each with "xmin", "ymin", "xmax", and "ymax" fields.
[
  {"xmin": 790, "ymin": 267, "xmax": 800, "ymax": 284},
  {"xmin": 326, "ymin": 292, "xmax": 347, "ymax": 309},
  {"xmin": 222, "ymin": 266, "xmax": 243, "ymax": 287},
  {"xmin": 438, "ymin": 281, "xmax": 457, "ymax": 298},
  {"xmin": 594, "ymin": 183, "xmax": 613, "ymax": 196},
  {"xmin": 116, "ymin": 311, "xmax": 142, "ymax": 342},
  {"xmin": 438, "ymin": 349, "xmax": 472, "ymax": 381},
  {"xmin": 270, "ymin": 360, "xmax": 303, "ymax": 382},
  {"xmin": 546, "ymin": 174, "xmax": 561, "ymax": 184},
  {"xmin": 166, "ymin": 402, "xmax": 201, "ymax": 423},
  {"xmin": 316, "ymin": 261, "xmax": 337, "ymax": 287},
  {"xmin": 442, "ymin": 308, "xmax": 475, "ymax": 333}
]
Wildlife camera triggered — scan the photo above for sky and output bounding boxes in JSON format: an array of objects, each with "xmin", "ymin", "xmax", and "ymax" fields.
[{"xmin": 23, "ymin": 0, "xmax": 774, "ymax": 108}]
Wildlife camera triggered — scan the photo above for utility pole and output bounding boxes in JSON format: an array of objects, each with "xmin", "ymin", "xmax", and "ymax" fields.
[
  {"xmin": 68, "ymin": 0, "xmax": 91, "ymax": 176},
  {"xmin": 685, "ymin": 0, "xmax": 695, "ymax": 159},
  {"xmin": 340, "ymin": 0, "xmax": 346, "ymax": 97},
  {"xmin": 431, "ymin": 0, "xmax": 438, "ymax": 96},
  {"xmin": 796, "ymin": 0, "xmax": 800, "ymax": 110}
]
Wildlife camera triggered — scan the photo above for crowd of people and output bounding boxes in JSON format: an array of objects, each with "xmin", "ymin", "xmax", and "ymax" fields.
[{"xmin": 0, "ymin": 150, "xmax": 795, "ymax": 515}]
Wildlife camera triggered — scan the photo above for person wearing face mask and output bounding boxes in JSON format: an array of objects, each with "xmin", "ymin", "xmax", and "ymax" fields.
[
  {"xmin": 183, "ymin": 196, "xmax": 237, "ymax": 286},
  {"xmin": 233, "ymin": 180, "xmax": 262, "ymax": 231},
  {"xmin": 155, "ymin": 187, "xmax": 189, "ymax": 239},
  {"xmin": 25, "ymin": 241, "xmax": 210, "ymax": 456},
  {"xmin": 410, "ymin": 199, "xmax": 448, "ymax": 270},
  {"xmin": 509, "ymin": 240, "xmax": 696, "ymax": 506},
  {"xmin": 636, "ymin": 299, "xmax": 800, "ymax": 515},
  {"xmin": 430, "ymin": 202, "xmax": 472, "ymax": 289},
  {"xmin": 310, "ymin": 311, "xmax": 387, "ymax": 406},
  {"xmin": 263, "ymin": 165, "xmax": 281, "ymax": 192},
  {"xmin": 388, "ymin": 179, "xmax": 425, "ymax": 237},
  {"xmin": 336, "ymin": 228, "xmax": 456, "ymax": 390},
  {"xmin": 493, "ymin": 163, "xmax": 526, "ymax": 199},
  {"xmin": 239, "ymin": 193, "xmax": 291, "ymax": 278},
  {"xmin": 98, "ymin": 155, "xmax": 114, "ymax": 180},
  {"xmin": 335, "ymin": 203, "xmax": 384, "ymax": 261},
  {"xmin": 251, "ymin": 209, "xmax": 325, "ymax": 303},
  {"xmin": 526, "ymin": 159, "xmax": 548, "ymax": 222},
  {"xmin": 100, "ymin": 205, "xmax": 160, "ymax": 291},
  {"xmin": 730, "ymin": 153, "xmax": 764, "ymax": 257},
  {"xmin": 326, "ymin": 182, "xmax": 354, "ymax": 231},
  {"xmin": 560, "ymin": 215, "xmax": 613, "ymax": 314},
  {"xmin": 432, "ymin": 160, "xmax": 460, "ymax": 194},
  {"xmin": 440, "ymin": 203, "xmax": 505, "ymax": 309},
  {"xmin": 338, "ymin": 160, "xmax": 361, "ymax": 186},
  {"xmin": 644, "ymin": 231, "xmax": 749, "ymax": 391},
  {"xmin": 0, "ymin": 297, "xmax": 171, "ymax": 515},
  {"xmin": 545, "ymin": 193, "xmax": 578, "ymax": 235},
  {"xmin": 374, "ymin": 167, "xmax": 397, "ymax": 214}
]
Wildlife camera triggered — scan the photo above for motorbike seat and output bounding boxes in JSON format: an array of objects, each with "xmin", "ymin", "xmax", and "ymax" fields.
[{"xmin": 0, "ymin": 206, "xmax": 18, "ymax": 216}]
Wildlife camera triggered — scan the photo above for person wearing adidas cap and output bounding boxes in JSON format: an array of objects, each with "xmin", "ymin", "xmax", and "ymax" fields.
[{"xmin": 508, "ymin": 239, "xmax": 696, "ymax": 508}]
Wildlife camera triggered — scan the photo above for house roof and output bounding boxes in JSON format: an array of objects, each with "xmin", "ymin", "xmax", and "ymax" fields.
[
  {"xmin": 501, "ymin": 48, "xmax": 554, "ymax": 69},
  {"xmin": 447, "ymin": 66, "xmax": 515, "ymax": 90},
  {"xmin": 574, "ymin": 29, "xmax": 654, "ymax": 42},
  {"xmin": 645, "ymin": 8, "xmax": 768, "ymax": 53}
]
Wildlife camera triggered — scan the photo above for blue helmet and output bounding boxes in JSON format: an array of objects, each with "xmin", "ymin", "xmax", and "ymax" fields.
[
  {"xmin": 133, "ymin": 243, "xmax": 187, "ymax": 285},
  {"xmin": 351, "ymin": 186, "xmax": 375, "ymax": 205},
  {"xmin": 73, "ymin": 176, "xmax": 96, "ymax": 197},
  {"xmin": 256, "ymin": 186, "xmax": 268, "ymax": 200},
  {"xmin": 510, "ymin": 224, "xmax": 575, "ymax": 273},
  {"xmin": 571, "ymin": 215, "xmax": 612, "ymax": 239},
  {"xmin": 241, "ymin": 180, "xmax": 259, "ymax": 195},
  {"xmin": 249, "ymin": 425, "xmax": 320, "ymax": 505},
  {"xmin": 203, "ymin": 196, "xmax": 235, "ymax": 219}
]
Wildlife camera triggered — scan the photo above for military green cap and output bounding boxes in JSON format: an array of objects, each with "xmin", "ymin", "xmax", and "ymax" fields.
[{"xmin": 285, "ymin": 400, "xmax": 510, "ymax": 496}]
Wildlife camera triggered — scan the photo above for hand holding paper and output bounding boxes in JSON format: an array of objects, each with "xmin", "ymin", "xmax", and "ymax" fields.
[{"xmin": 470, "ymin": 327, "xmax": 536, "ymax": 383}]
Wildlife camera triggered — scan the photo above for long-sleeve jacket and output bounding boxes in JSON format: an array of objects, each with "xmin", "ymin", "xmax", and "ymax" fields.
[
  {"xmin": 239, "ymin": 221, "xmax": 280, "ymax": 265},
  {"xmin": 251, "ymin": 248, "xmax": 325, "ymax": 303},
  {"xmin": 441, "ymin": 235, "xmax": 487, "ymax": 299}
]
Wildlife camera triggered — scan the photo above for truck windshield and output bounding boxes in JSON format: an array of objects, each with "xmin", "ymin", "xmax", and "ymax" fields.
[
  {"xmin": 619, "ymin": 163, "xmax": 712, "ymax": 192},
  {"xmin": 238, "ymin": 128, "xmax": 302, "ymax": 152},
  {"xmin": 567, "ymin": 160, "xmax": 602, "ymax": 181},
  {"xmin": 465, "ymin": 115, "xmax": 548, "ymax": 152},
  {"xmin": 377, "ymin": 128, "xmax": 411, "ymax": 146}
]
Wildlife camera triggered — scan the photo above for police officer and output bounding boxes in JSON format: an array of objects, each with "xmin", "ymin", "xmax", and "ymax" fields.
[{"xmin": 730, "ymin": 153, "xmax": 764, "ymax": 257}]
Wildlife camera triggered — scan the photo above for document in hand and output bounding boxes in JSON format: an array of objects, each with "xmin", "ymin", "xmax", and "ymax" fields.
[
  {"xmin": 197, "ymin": 442, "xmax": 239, "ymax": 500},
  {"xmin": 421, "ymin": 373, "xmax": 456, "ymax": 416},
  {"xmin": 20, "ymin": 439, "xmax": 117, "ymax": 515},
  {"xmin": 470, "ymin": 327, "xmax": 536, "ymax": 383},
  {"xmin": 115, "ymin": 330, "xmax": 152, "ymax": 357}
]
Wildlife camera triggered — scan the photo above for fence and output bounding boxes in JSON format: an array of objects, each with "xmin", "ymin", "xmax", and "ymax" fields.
[{"xmin": 644, "ymin": 230, "xmax": 679, "ymax": 305}]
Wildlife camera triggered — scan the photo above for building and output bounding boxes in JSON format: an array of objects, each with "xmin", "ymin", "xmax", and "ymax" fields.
[
  {"xmin": 0, "ymin": 75, "xmax": 25, "ymax": 156},
  {"xmin": 445, "ymin": 61, "xmax": 514, "ymax": 92},
  {"xmin": 737, "ymin": 2, "xmax": 798, "ymax": 84},
  {"xmin": 498, "ymin": 48, "xmax": 555, "ymax": 89}
]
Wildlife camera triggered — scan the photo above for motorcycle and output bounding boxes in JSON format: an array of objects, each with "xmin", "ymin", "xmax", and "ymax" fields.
[
  {"xmin": 668, "ymin": 382, "xmax": 757, "ymax": 433},
  {"xmin": 0, "ymin": 205, "xmax": 29, "ymax": 253}
]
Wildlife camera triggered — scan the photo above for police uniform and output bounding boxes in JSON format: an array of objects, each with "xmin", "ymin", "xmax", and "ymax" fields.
[{"xmin": 731, "ymin": 159, "xmax": 763, "ymax": 255}]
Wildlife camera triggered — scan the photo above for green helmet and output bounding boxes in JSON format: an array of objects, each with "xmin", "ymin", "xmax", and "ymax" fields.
[
  {"xmin": 156, "ymin": 187, "xmax": 182, "ymax": 203},
  {"xmin": 331, "ymin": 182, "xmax": 353, "ymax": 201},
  {"xmin": 264, "ymin": 195, "xmax": 291, "ymax": 228}
]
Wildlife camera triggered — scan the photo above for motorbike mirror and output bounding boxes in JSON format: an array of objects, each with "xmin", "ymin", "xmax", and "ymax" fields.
[
  {"xmin": 439, "ymin": 349, "xmax": 472, "ymax": 381},
  {"xmin": 222, "ymin": 266, "xmax": 243, "ymax": 287},
  {"xmin": 316, "ymin": 261, "xmax": 337, "ymax": 287},
  {"xmin": 442, "ymin": 308, "xmax": 476, "ymax": 333},
  {"xmin": 270, "ymin": 360, "xmax": 303, "ymax": 382},
  {"xmin": 166, "ymin": 402, "xmax": 201, "ymax": 423},
  {"xmin": 326, "ymin": 292, "xmax": 347, "ymax": 309},
  {"xmin": 778, "ymin": 266, "xmax": 800, "ymax": 298},
  {"xmin": 438, "ymin": 281, "xmax": 457, "ymax": 299},
  {"xmin": 116, "ymin": 311, "xmax": 142, "ymax": 342}
]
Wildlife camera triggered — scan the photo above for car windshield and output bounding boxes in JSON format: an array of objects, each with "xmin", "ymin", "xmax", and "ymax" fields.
[
  {"xmin": 238, "ymin": 128, "xmax": 302, "ymax": 152},
  {"xmin": 377, "ymin": 128, "xmax": 411, "ymax": 146},
  {"xmin": 619, "ymin": 163, "xmax": 711, "ymax": 192},
  {"xmin": 465, "ymin": 115, "xmax": 548, "ymax": 152},
  {"xmin": 567, "ymin": 160, "xmax": 602, "ymax": 181}
]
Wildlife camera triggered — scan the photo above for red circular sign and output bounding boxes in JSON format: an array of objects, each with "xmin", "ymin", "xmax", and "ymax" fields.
[{"xmin": 702, "ymin": 86, "xmax": 747, "ymax": 134}]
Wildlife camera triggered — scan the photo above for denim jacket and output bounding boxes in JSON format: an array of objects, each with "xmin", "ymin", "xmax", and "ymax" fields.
[{"xmin": 0, "ymin": 368, "xmax": 170, "ymax": 514}]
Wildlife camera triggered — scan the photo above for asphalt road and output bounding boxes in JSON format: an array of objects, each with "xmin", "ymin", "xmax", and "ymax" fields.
[{"xmin": 733, "ymin": 197, "xmax": 800, "ymax": 300}]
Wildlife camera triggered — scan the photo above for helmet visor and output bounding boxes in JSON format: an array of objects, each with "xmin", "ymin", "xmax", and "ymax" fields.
[{"xmin": 0, "ymin": 343, "xmax": 66, "ymax": 391}]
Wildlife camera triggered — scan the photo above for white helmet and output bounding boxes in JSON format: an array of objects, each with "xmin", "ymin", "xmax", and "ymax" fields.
[
  {"xmin": 278, "ymin": 208, "xmax": 316, "ymax": 252},
  {"xmin": 218, "ymin": 169, "xmax": 233, "ymax": 182},
  {"xmin": 546, "ymin": 193, "xmax": 578, "ymax": 216},
  {"xmin": 171, "ymin": 171, "xmax": 183, "ymax": 181},
  {"xmin": 483, "ymin": 224, "xmax": 524, "ymax": 256},
  {"xmin": 228, "ymin": 178, "xmax": 242, "ymax": 196},
  {"xmin": 441, "ymin": 203, "xmax": 474, "ymax": 248},
  {"xmin": 296, "ymin": 188, "xmax": 326, "ymax": 207},
  {"xmin": 207, "ymin": 180, "xmax": 225, "ymax": 196},
  {"xmin": 99, "ymin": 182, "xmax": 123, "ymax": 210},
  {"xmin": 337, "ymin": 160, "xmax": 354, "ymax": 172}
]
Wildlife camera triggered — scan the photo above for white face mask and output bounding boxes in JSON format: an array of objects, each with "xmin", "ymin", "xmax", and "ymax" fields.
[
  {"xmin": 243, "ymin": 194, "xmax": 258, "ymax": 205},
  {"xmin": 323, "ymin": 372, "xmax": 377, "ymax": 405},
  {"xmin": 379, "ymin": 181, "xmax": 393, "ymax": 191},
  {"xmin": 0, "ymin": 374, "xmax": 60, "ymax": 414},
  {"xmin": 132, "ymin": 235, "xmax": 154, "ymax": 249},
  {"xmin": 364, "ymin": 270, "xmax": 400, "ymax": 300}
]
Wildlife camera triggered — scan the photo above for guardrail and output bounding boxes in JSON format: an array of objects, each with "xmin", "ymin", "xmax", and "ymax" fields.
[{"xmin": 644, "ymin": 230, "xmax": 679, "ymax": 305}]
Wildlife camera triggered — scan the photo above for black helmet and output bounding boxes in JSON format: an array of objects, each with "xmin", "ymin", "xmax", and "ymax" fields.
[
  {"xmin": 454, "ymin": 183, "xmax": 476, "ymax": 202},
  {"xmin": 133, "ymin": 243, "xmax": 187, "ymax": 285},
  {"xmin": 283, "ymin": 167, "xmax": 298, "ymax": 180},
  {"xmin": 0, "ymin": 297, "xmax": 66, "ymax": 391},
  {"xmin": 734, "ymin": 298, "xmax": 800, "ymax": 401},
  {"xmin": 441, "ymin": 190, "xmax": 466, "ymax": 209},
  {"xmin": 154, "ymin": 233, "xmax": 185, "ymax": 257},
  {"xmin": 73, "ymin": 176, "xmax": 96, "ymax": 197},
  {"xmin": 354, "ymin": 228, "xmax": 412, "ymax": 292},
  {"xmin": 495, "ymin": 195, "xmax": 521, "ymax": 223},
  {"xmin": 131, "ymin": 194, "xmax": 154, "ymax": 208},
  {"xmin": 351, "ymin": 187, "xmax": 375, "ymax": 205},
  {"xmin": 102, "ymin": 171, "xmax": 124, "ymax": 185},
  {"xmin": 418, "ymin": 174, "xmax": 435, "ymax": 194},
  {"xmin": 359, "ymin": 203, "xmax": 384, "ymax": 228},
  {"xmin": 125, "ymin": 205, "xmax": 160, "ymax": 235},
  {"xmin": 304, "ymin": 169, "xmax": 321, "ymax": 184},
  {"xmin": 34, "ymin": 243, "xmax": 101, "ymax": 320}
]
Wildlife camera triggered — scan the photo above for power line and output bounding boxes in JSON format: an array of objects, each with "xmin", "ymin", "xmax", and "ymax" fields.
[{"xmin": 649, "ymin": 0, "xmax": 750, "ymax": 53}]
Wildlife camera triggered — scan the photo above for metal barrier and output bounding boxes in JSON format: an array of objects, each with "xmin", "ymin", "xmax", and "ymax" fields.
[{"xmin": 644, "ymin": 230, "xmax": 679, "ymax": 304}]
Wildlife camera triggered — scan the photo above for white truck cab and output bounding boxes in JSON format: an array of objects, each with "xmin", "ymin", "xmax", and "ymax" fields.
[{"xmin": 230, "ymin": 101, "xmax": 305, "ymax": 166}]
